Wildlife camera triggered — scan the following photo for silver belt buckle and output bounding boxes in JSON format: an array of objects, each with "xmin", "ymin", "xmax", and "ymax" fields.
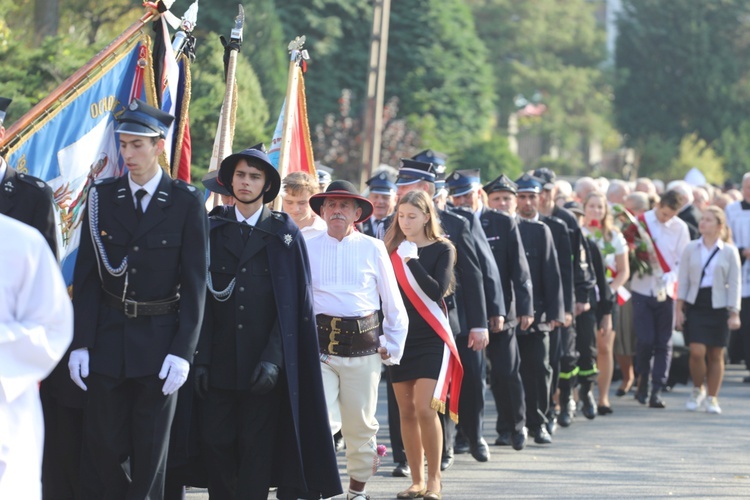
[{"xmin": 124, "ymin": 299, "xmax": 139, "ymax": 318}]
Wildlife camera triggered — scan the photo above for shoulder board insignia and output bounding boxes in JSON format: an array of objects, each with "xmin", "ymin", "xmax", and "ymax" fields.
[
  {"xmin": 188, "ymin": 185, "xmax": 196, "ymax": 192},
  {"xmin": 37, "ymin": 180, "xmax": 46, "ymax": 188},
  {"xmin": 17, "ymin": 173, "xmax": 50, "ymax": 190}
]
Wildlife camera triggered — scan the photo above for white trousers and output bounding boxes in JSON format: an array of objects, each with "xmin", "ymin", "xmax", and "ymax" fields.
[{"xmin": 320, "ymin": 353, "xmax": 381, "ymax": 483}]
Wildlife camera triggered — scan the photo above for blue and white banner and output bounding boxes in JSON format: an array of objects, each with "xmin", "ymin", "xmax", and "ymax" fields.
[{"xmin": 4, "ymin": 36, "xmax": 146, "ymax": 284}]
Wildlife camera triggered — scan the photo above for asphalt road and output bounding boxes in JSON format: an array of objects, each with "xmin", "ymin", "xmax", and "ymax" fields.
[{"xmin": 187, "ymin": 364, "xmax": 750, "ymax": 499}]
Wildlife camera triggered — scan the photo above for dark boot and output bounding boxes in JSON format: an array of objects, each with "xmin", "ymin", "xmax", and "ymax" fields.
[
  {"xmin": 579, "ymin": 382, "xmax": 596, "ymax": 420},
  {"xmin": 558, "ymin": 387, "xmax": 574, "ymax": 427},
  {"xmin": 649, "ymin": 386, "xmax": 666, "ymax": 408},
  {"xmin": 635, "ymin": 375, "xmax": 649, "ymax": 405}
]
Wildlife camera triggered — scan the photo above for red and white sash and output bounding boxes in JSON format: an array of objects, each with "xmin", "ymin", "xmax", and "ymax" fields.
[{"xmin": 390, "ymin": 251, "xmax": 463, "ymax": 423}]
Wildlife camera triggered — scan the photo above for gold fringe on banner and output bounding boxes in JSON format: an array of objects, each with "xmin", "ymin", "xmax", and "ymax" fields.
[{"xmin": 170, "ymin": 53, "xmax": 192, "ymax": 178}]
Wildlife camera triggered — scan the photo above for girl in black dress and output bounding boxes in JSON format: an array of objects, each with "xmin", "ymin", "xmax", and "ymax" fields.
[{"xmin": 384, "ymin": 190, "xmax": 456, "ymax": 500}]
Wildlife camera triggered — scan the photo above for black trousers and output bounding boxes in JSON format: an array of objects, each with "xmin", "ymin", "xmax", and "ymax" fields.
[
  {"xmin": 385, "ymin": 369, "xmax": 407, "ymax": 463},
  {"xmin": 740, "ymin": 297, "xmax": 750, "ymax": 371},
  {"xmin": 517, "ymin": 329, "xmax": 551, "ymax": 429},
  {"xmin": 558, "ymin": 323, "xmax": 579, "ymax": 390},
  {"xmin": 487, "ymin": 329, "xmax": 526, "ymax": 434},
  {"xmin": 200, "ymin": 384, "xmax": 282, "ymax": 500},
  {"xmin": 547, "ymin": 327, "xmax": 562, "ymax": 415},
  {"xmin": 576, "ymin": 299, "xmax": 598, "ymax": 383},
  {"xmin": 40, "ymin": 385, "xmax": 83, "ymax": 500},
  {"xmin": 84, "ymin": 373, "xmax": 177, "ymax": 500},
  {"xmin": 632, "ymin": 292, "xmax": 674, "ymax": 389},
  {"xmin": 455, "ymin": 334, "xmax": 486, "ymax": 445}
]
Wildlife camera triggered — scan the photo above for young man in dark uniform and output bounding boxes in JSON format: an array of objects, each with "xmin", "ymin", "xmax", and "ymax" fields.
[
  {"xmin": 511, "ymin": 174, "xmax": 564, "ymax": 445},
  {"xmin": 361, "ymin": 172, "xmax": 396, "ymax": 238},
  {"xmin": 195, "ymin": 145, "xmax": 341, "ymax": 500},
  {"xmin": 68, "ymin": 99, "xmax": 208, "ymax": 499}
]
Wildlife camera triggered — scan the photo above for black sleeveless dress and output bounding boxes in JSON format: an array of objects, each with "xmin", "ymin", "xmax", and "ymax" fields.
[{"xmin": 389, "ymin": 240, "xmax": 455, "ymax": 383}]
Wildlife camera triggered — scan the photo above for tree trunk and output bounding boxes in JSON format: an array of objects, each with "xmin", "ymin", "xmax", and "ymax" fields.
[{"xmin": 33, "ymin": 0, "xmax": 59, "ymax": 45}]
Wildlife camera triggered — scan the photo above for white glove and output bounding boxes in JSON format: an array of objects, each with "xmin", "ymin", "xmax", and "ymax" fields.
[
  {"xmin": 397, "ymin": 240, "xmax": 419, "ymax": 261},
  {"xmin": 68, "ymin": 348, "xmax": 90, "ymax": 391},
  {"xmin": 159, "ymin": 354, "xmax": 190, "ymax": 396}
]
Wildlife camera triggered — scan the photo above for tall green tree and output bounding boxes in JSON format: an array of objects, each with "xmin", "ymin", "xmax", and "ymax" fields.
[
  {"xmin": 615, "ymin": 0, "xmax": 750, "ymax": 146},
  {"xmin": 387, "ymin": 0, "xmax": 495, "ymax": 155},
  {"xmin": 468, "ymin": 0, "xmax": 612, "ymax": 172}
]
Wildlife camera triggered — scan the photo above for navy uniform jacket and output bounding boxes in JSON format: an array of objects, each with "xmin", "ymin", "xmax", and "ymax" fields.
[
  {"xmin": 479, "ymin": 206, "xmax": 533, "ymax": 328},
  {"xmin": 517, "ymin": 218, "xmax": 564, "ymax": 330},
  {"xmin": 0, "ymin": 163, "xmax": 57, "ymax": 256},
  {"xmin": 584, "ymin": 236, "xmax": 614, "ymax": 321},
  {"xmin": 196, "ymin": 205, "xmax": 341, "ymax": 498},
  {"xmin": 436, "ymin": 209, "xmax": 488, "ymax": 335},
  {"xmin": 71, "ymin": 174, "xmax": 208, "ymax": 378},
  {"xmin": 552, "ymin": 205, "xmax": 596, "ymax": 305},
  {"xmin": 678, "ymin": 204, "xmax": 700, "ymax": 240},
  {"xmin": 541, "ymin": 214, "xmax": 574, "ymax": 315},
  {"xmin": 451, "ymin": 206, "xmax": 506, "ymax": 320}
]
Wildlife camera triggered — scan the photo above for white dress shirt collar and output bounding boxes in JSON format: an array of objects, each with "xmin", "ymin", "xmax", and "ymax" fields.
[
  {"xmin": 234, "ymin": 204, "xmax": 263, "ymax": 226},
  {"xmin": 128, "ymin": 168, "xmax": 163, "ymax": 211},
  {"xmin": 0, "ymin": 156, "xmax": 7, "ymax": 180}
]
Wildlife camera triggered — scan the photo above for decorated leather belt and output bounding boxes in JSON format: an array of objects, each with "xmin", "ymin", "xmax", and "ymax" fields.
[
  {"xmin": 103, "ymin": 289, "xmax": 180, "ymax": 319},
  {"xmin": 316, "ymin": 313, "xmax": 380, "ymax": 357}
]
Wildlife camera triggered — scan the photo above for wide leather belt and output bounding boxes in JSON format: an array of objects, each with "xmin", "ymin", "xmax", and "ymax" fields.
[
  {"xmin": 103, "ymin": 289, "xmax": 180, "ymax": 319},
  {"xmin": 316, "ymin": 313, "xmax": 380, "ymax": 357}
]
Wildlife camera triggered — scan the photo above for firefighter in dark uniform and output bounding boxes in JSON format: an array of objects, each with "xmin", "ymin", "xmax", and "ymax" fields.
[
  {"xmin": 452, "ymin": 173, "xmax": 534, "ymax": 451},
  {"xmin": 444, "ymin": 169, "xmax": 505, "ymax": 463},
  {"xmin": 0, "ymin": 97, "xmax": 57, "ymax": 253},
  {"xmin": 195, "ymin": 145, "xmax": 341, "ymax": 500},
  {"xmin": 534, "ymin": 168, "xmax": 598, "ymax": 426},
  {"xmin": 512, "ymin": 174, "xmax": 564, "ymax": 445},
  {"xmin": 68, "ymin": 99, "xmax": 208, "ymax": 499},
  {"xmin": 361, "ymin": 172, "xmax": 396, "ymax": 239},
  {"xmin": 392, "ymin": 158, "xmax": 493, "ymax": 470},
  {"xmin": 1, "ymin": 98, "xmax": 83, "ymax": 498}
]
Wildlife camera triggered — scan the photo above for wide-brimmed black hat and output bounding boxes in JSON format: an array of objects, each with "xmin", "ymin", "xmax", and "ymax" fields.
[
  {"xmin": 309, "ymin": 180, "xmax": 374, "ymax": 223},
  {"xmin": 218, "ymin": 143, "xmax": 280, "ymax": 203},
  {"xmin": 200, "ymin": 169, "xmax": 231, "ymax": 196}
]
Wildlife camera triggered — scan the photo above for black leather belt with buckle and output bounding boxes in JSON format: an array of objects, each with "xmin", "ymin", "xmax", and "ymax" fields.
[
  {"xmin": 102, "ymin": 289, "xmax": 180, "ymax": 318},
  {"xmin": 316, "ymin": 313, "xmax": 380, "ymax": 357}
]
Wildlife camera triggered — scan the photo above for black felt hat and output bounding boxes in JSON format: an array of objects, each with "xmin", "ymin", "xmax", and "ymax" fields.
[
  {"xmin": 309, "ymin": 180, "xmax": 374, "ymax": 223},
  {"xmin": 218, "ymin": 143, "xmax": 280, "ymax": 203}
]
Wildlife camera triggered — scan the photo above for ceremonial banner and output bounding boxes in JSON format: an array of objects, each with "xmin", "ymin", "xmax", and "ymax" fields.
[
  {"xmin": 2, "ymin": 32, "xmax": 152, "ymax": 285},
  {"xmin": 268, "ymin": 64, "xmax": 316, "ymax": 177}
]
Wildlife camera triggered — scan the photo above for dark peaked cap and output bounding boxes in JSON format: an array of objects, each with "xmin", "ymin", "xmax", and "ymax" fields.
[
  {"xmin": 483, "ymin": 174, "xmax": 518, "ymax": 195},
  {"xmin": 115, "ymin": 98, "xmax": 174, "ymax": 138},
  {"xmin": 446, "ymin": 169, "xmax": 481, "ymax": 197},
  {"xmin": 0, "ymin": 97, "xmax": 12, "ymax": 125},
  {"xmin": 396, "ymin": 159, "xmax": 436, "ymax": 185}
]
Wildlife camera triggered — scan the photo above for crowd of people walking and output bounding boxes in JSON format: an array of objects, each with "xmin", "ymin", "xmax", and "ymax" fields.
[{"xmin": 2, "ymin": 93, "xmax": 749, "ymax": 499}]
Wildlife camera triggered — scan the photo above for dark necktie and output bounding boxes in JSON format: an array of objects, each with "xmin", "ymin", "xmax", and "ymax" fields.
[
  {"xmin": 135, "ymin": 189, "xmax": 147, "ymax": 220},
  {"xmin": 240, "ymin": 220, "xmax": 252, "ymax": 244},
  {"xmin": 374, "ymin": 219, "xmax": 383, "ymax": 239}
]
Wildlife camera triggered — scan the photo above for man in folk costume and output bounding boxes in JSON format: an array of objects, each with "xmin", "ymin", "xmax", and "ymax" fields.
[
  {"xmin": 725, "ymin": 172, "xmax": 750, "ymax": 383},
  {"xmin": 0, "ymin": 215, "xmax": 72, "ymax": 500},
  {"xmin": 306, "ymin": 180, "xmax": 408, "ymax": 500},
  {"xmin": 68, "ymin": 99, "xmax": 208, "ymax": 498},
  {"xmin": 631, "ymin": 190, "xmax": 690, "ymax": 408},
  {"xmin": 194, "ymin": 145, "xmax": 341, "ymax": 499}
]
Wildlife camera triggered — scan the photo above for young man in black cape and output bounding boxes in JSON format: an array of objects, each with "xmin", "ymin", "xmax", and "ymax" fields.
[{"xmin": 195, "ymin": 144, "xmax": 341, "ymax": 499}]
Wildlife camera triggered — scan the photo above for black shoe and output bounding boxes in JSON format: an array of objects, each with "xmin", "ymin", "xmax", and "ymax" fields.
[
  {"xmin": 511, "ymin": 428, "xmax": 527, "ymax": 451},
  {"xmin": 649, "ymin": 388, "xmax": 666, "ymax": 409},
  {"xmin": 470, "ymin": 438, "xmax": 490, "ymax": 462},
  {"xmin": 635, "ymin": 375, "xmax": 649, "ymax": 404},
  {"xmin": 529, "ymin": 426, "xmax": 552, "ymax": 444},
  {"xmin": 334, "ymin": 432, "xmax": 345, "ymax": 452},
  {"xmin": 453, "ymin": 434, "xmax": 470, "ymax": 455},
  {"xmin": 597, "ymin": 405, "xmax": 613, "ymax": 415},
  {"xmin": 494, "ymin": 432, "xmax": 512, "ymax": 446},
  {"xmin": 440, "ymin": 454, "xmax": 454, "ymax": 471},
  {"xmin": 580, "ymin": 387, "xmax": 596, "ymax": 420},
  {"xmin": 392, "ymin": 461, "xmax": 410, "ymax": 477},
  {"xmin": 546, "ymin": 416, "xmax": 557, "ymax": 435},
  {"xmin": 558, "ymin": 410, "xmax": 572, "ymax": 427},
  {"xmin": 558, "ymin": 392, "xmax": 575, "ymax": 427}
]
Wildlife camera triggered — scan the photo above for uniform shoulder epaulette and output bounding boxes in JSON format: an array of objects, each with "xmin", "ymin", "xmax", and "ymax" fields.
[
  {"xmin": 172, "ymin": 178, "xmax": 200, "ymax": 195},
  {"xmin": 269, "ymin": 212, "xmax": 300, "ymax": 248},
  {"xmin": 17, "ymin": 172, "xmax": 52, "ymax": 191},
  {"xmin": 92, "ymin": 176, "xmax": 118, "ymax": 186}
]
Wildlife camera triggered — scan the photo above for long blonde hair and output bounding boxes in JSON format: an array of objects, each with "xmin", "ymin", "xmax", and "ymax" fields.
[
  {"xmin": 584, "ymin": 191, "xmax": 618, "ymax": 243},
  {"xmin": 702, "ymin": 205, "xmax": 732, "ymax": 243},
  {"xmin": 384, "ymin": 190, "xmax": 446, "ymax": 255}
]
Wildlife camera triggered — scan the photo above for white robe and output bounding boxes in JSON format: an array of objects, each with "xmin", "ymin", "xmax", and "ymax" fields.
[
  {"xmin": 726, "ymin": 201, "xmax": 750, "ymax": 298},
  {"xmin": 0, "ymin": 214, "xmax": 73, "ymax": 500}
]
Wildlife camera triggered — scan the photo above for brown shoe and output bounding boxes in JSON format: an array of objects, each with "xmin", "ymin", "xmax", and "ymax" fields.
[
  {"xmin": 423, "ymin": 491, "xmax": 442, "ymax": 500},
  {"xmin": 396, "ymin": 488, "xmax": 426, "ymax": 499}
]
